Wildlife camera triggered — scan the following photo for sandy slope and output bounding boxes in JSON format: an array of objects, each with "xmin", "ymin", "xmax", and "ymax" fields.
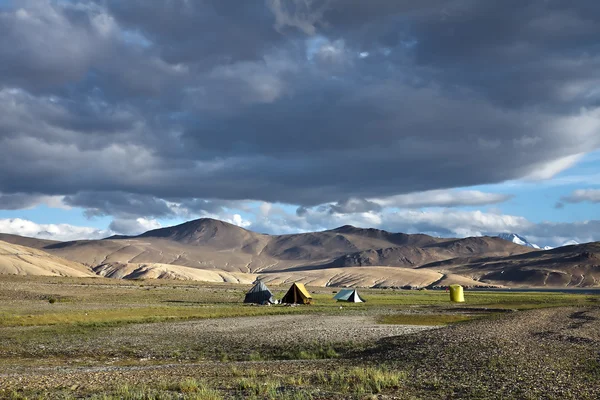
[
  {"xmin": 94, "ymin": 262, "xmax": 256, "ymax": 284},
  {"xmin": 92, "ymin": 261, "xmax": 490, "ymax": 288},
  {"xmin": 0, "ymin": 238, "xmax": 493, "ymax": 287},
  {"xmin": 0, "ymin": 240, "xmax": 94, "ymax": 277},
  {"xmin": 258, "ymin": 266, "xmax": 489, "ymax": 288}
]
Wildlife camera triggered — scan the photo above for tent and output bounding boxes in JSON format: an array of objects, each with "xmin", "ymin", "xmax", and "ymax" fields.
[
  {"xmin": 333, "ymin": 289, "xmax": 365, "ymax": 303},
  {"xmin": 281, "ymin": 282, "xmax": 312, "ymax": 304},
  {"xmin": 244, "ymin": 280, "xmax": 275, "ymax": 304}
]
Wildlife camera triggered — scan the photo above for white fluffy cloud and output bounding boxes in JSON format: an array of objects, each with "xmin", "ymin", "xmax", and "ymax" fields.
[
  {"xmin": 370, "ymin": 190, "xmax": 512, "ymax": 209},
  {"xmin": 561, "ymin": 189, "xmax": 600, "ymax": 204},
  {"xmin": 108, "ymin": 218, "xmax": 161, "ymax": 236},
  {"xmin": 247, "ymin": 202, "xmax": 598, "ymax": 248},
  {"xmin": 380, "ymin": 209, "xmax": 530, "ymax": 238},
  {"xmin": 0, "ymin": 218, "xmax": 111, "ymax": 241}
]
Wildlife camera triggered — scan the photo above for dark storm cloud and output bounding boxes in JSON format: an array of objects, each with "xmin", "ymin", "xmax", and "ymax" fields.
[
  {"xmin": 1, "ymin": 0, "xmax": 599, "ymax": 213},
  {"xmin": 64, "ymin": 192, "xmax": 174, "ymax": 219},
  {"xmin": 100, "ymin": 0, "xmax": 283, "ymax": 65},
  {"xmin": 320, "ymin": 0, "xmax": 600, "ymax": 110},
  {"xmin": 0, "ymin": 193, "xmax": 50, "ymax": 210},
  {"xmin": 63, "ymin": 191, "xmax": 233, "ymax": 220}
]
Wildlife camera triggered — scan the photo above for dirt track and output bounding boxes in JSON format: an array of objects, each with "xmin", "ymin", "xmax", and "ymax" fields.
[{"xmin": 118, "ymin": 314, "xmax": 436, "ymax": 346}]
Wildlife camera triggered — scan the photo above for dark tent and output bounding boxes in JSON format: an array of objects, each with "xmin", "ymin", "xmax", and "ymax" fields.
[
  {"xmin": 281, "ymin": 282, "xmax": 312, "ymax": 304},
  {"xmin": 333, "ymin": 289, "xmax": 365, "ymax": 303},
  {"xmin": 244, "ymin": 281, "xmax": 275, "ymax": 304}
]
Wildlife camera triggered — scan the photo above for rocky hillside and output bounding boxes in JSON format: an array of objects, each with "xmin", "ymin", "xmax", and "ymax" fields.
[
  {"xmin": 2, "ymin": 218, "xmax": 598, "ymax": 287},
  {"xmin": 419, "ymin": 242, "xmax": 600, "ymax": 287}
]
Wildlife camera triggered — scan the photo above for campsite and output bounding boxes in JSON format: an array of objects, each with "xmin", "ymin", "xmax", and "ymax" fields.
[
  {"xmin": 1, "ymin": 275, "xmax": 599, "ymax": 399},
  {"xmin": 2, "ymin": 1, "xmax": 600, "ymax": 398}
]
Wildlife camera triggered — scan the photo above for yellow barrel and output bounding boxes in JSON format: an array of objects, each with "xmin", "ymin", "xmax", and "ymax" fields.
[{"xmin": 449, "ymin": 285, "xmax": 465, "ymax": 303}]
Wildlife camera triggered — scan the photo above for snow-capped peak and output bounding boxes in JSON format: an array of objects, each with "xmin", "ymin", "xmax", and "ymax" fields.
[
  {"xmin": 497, "ymin": 233, "xmax": 579, "ymax": 250},
  {"xmin": 561, "ymin": 240, "xmax": 579, "ymax": 247},
  {"xmin": 497, "ymin": 233, "xmax": 540, "ymax": 249}
]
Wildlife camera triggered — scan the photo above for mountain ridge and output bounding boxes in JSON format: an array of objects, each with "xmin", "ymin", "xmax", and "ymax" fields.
[
  {"xmin": 0, "ymin": 218, "xmax": 598, "ymax": 287},
  {"xmin": 497, "ymin": 232, "xmax": 580, "ymax": 250}
]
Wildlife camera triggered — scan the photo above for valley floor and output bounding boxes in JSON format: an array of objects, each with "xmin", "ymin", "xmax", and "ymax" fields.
[{"xmin": 0, "ymin": 276, "xmax": 598, "ymax": 399}]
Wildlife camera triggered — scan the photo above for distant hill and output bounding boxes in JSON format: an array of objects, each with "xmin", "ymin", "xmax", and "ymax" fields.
[
  {"xmin": 39, "ymin": 218, "xmax": 532, "ymax": 273},
  {"xmin": 1, "ymin": 218, "xmax": 598, "ymax": 288},
  {"xmin": 325, "ymin": 236, "xmax": 532, "ymax": 269},
  {"xmin": 419, "ymin": 242, "xmax": 600, "ymax": 287},
  {"xmin": 0, "ymin": 233, "xmax": 58, "ymax": 249},
  {"xmin": 138, "ymin": 218, "xmax": 270, "ymax": 253},
  {"xmin": 0, "ymin": 240, "xmax": 94, "ymax": 277}
]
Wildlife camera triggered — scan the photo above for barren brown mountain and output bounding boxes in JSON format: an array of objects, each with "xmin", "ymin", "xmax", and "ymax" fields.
[
  {"xmin": 0, "ymin": 240, "xmax": 94, "ymax": 277},
  {"xmin": 419, "ymin": 242, "xmax": 600, "ymax": 287},
  {"xmin": 2, "ymin": 218, "xmax": 598, "ymax": 287},
  {"xmin": 0, "ymin": 233, "xmax": 58, "ymax": 249}
]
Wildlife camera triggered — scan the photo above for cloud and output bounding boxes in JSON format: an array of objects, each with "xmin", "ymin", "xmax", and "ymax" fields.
[
  {"xmin": 108, "ymin": 217, "xmax": 161, "ymax": 236},
  {"xmin": 62, "ymin": 191, "xmax": 244, "ymax": 223},
  {"xmin": 248, "ymin": 202, "xmax": 600, "ymax": 248},
  {"xmin": 64, "ymin": 192, "xmax": 175, "ymax": 219},
  {"xmin": 326, "ymin": 190, "xmax": 511, "ymax": 214},
  {"xmin": 561, "ymin": 189, "xmax": 600, "ymax": 204},
  {"xmin": 328, "ymin": 198, "xmax": 382, "ymax": 214},
  {"xmin": 223, "ymin": 214, "xmax": 252, "ymax": 229},
  {"xmin": 0, "ymin": 1, "xmax": 599, "ymax": 219},
  {"xmin": 370, "ymin": 190, "xmax": 512, "ymax": 209},
  {"xmin": 0, "ymin": 0, "xmax": 105, "ymax": 90},
  {"xmin": 267, "ymin": 0, "xmax": 330, "ymax": 35},
  {"xmin": 0, "ymin": 193, "xmax": 67, "ymax": 210},
  {"xmin": 0, "ymin": 218, "xmax": 111, "ymax": 241},
  {"xmin": 379, "ymin": 210, "xmax": 530, "ymax": 238}
]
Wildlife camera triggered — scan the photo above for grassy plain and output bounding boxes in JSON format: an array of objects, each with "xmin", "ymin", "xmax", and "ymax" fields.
[{"xmin": 0, "ymin": 275, "xmax": 598, "ymax": 399}]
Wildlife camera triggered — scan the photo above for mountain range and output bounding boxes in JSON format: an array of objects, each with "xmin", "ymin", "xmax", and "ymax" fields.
[{"xmin": 0, "ymin": 218, "xmax": 598, "ymax": 288}]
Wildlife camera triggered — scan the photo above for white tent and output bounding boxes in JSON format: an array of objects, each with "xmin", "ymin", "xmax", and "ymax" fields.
[{"xmin": 333, "ymin": 289, "xmax": 365, "ymax": 303}]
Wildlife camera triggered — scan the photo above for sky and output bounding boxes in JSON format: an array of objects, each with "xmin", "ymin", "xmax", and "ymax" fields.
[{"xmin": 0, "ymin": 0, "xmax": 599, "ymax": 247}]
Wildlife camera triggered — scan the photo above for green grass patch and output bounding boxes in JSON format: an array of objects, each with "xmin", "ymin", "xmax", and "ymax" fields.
[
  {"xmin": 582, "ymin": 358, "xmax": 600, "ymax": 381},
  {"xmin": 0, "ymin": 304, "xmax": 319, "ymax": 328},
  {"xmin": 278, "ymin": 345, "xmax": 340, "ymax": 360},
  {"xmin": 311, "ymin": 366, "xmax": 406, "ymax": 395}
]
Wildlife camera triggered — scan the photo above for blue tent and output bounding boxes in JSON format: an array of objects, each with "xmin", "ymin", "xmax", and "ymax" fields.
[{"xmin": 333, "ymin": 289, "xmax": 365, "ymax": 303}]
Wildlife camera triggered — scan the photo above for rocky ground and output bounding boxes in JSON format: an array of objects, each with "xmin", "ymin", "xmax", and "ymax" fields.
[
  {"xmin": 0, "ymin": 314, "xmax": 435, "ymax": 365},
  {"xmin": 0, "ymin": 315, "xmax": 433, "ymax": 391},
  {"xmin": 364, "ymin": 306, "xmax": 600, "ymax": 399},
  {"xmin": 1, "ymin": 308, "xmax": 599, "ymax": 399}
]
